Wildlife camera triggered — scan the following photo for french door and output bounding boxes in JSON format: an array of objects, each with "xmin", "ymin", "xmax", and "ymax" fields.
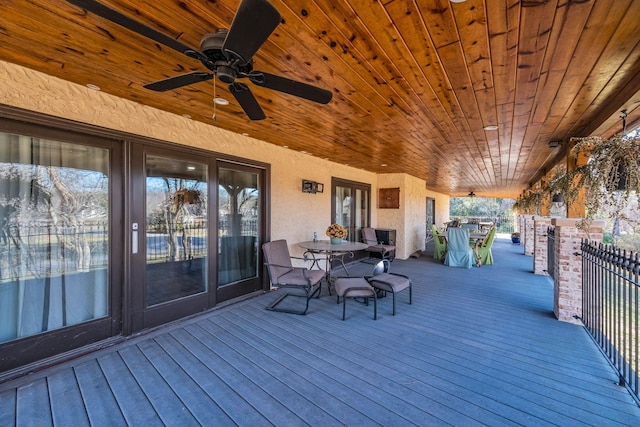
[
  {"xmin": 129, "ymin": 147, "xmax": 267, "ymax": 332},
  {"xmin": 331, "ymin": 178, "xmax": 370, "ymax": 242},
  {"xmin": 129, "ymin": 145, "xmax": 211, "ymax": 331}
]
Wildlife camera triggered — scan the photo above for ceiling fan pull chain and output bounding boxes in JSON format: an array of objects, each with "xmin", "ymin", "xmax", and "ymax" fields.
[{"xmin": 212, "ymin": 74, "xmax": 217, "ymax": 122}]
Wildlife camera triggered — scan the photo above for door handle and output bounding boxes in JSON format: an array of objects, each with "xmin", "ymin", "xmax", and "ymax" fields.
[{"xmin": 132, "ymin": 222, "xmax": 138, "ymax": 254}]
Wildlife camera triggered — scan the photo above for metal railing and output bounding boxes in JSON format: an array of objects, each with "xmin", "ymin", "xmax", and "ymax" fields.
[
  {"xmin": 449, "ymin": 216, "xmax": 514, "ymax": 234},
  {"xmin": 580, "ymin": 240, "xmax": 639, "ymax": 402},
  {"xmin": 547, "ymin": 226, "xmax": 555, "ymax": 280},
  {"xmin": 0, "ymin": 221, "xmax": 109, "ymax": 281}
]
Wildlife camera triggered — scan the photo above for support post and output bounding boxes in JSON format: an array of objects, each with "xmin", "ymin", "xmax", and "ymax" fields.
[
  {"xmin": 533, "ymin": 216, "xmax": 552, "ymax": 275},
  {"xmin": 550, "ymin": 218, "xmax": 605, "ymax": 324}
]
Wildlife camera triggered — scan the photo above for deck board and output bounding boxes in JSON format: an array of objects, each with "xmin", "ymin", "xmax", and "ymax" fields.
[
  {"xmin": 0, "ymin": 389, "xmax": 16, "ymax": 427},
  {"xmin": 74, "ymin": 360, "xmax": 127, "ymax": 427},
  {"xmin": 2, "ymin": 238, "xmax": 640, "ymax": 426},
  {"xmin": 47, "ymin": 369, "xmax": 89, "ymax": 426},
  {"xmin": 97, "ymin": 352, "xmax": 163, "ymax": 426},
  {"xmin": 158, "ymin": 331, "xmax": 280, "ymax": 425}
]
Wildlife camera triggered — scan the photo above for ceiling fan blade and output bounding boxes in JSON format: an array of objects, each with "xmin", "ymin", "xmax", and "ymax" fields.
[
  {"xmin": 67, "ymin": 0, "xmax": 193, "ymax": 55},
  {"xmin": 229, "ymin": 82, "xmax": 266, "ymax": 120},
  {"xmin": 222, "ymin": 0, "xmax": 281, "ymax": 65},
  {"xmin": 144, "ymin": 72, "xmax": 213, "ymax": 91},
  {"xmin": 250, "ymin": 72, "xmax": 333, "ymax": 104}
]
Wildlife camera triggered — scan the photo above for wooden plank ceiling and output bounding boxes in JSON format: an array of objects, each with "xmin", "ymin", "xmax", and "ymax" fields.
[{"xmin": 1, "ymin": 0, "xmax": 640, "ymax": 197}]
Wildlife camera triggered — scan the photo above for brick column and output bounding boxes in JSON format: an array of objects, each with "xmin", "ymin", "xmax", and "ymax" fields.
[
  {"xmin": 518, "ymin": 214, "xmax": 526, "ymax": 246},
  {"xmin": 533, "ymin": 216, "xmax": 551, "ymax": 275},
  {"xmin": 551, "ymin": 218, "xmax": 605, "ymax": 324},
  {"xmin": 523, "ymin": 215, "xmax": 535, "ymax": 256}
]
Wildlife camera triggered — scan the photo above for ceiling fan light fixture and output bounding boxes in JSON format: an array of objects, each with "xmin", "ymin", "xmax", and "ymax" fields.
[
  {"xmin": 483, "ymin": 125, "xmax": 498, "ymax": 131},
  {"xmin": 214, "ymin": 97, "xmax": 230, "ymax": 105}
]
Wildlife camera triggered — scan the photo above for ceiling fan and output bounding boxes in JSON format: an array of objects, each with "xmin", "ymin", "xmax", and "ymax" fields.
[{"xmin": 67, "ymin": 0, "xmax": 333, "ymax": 120}]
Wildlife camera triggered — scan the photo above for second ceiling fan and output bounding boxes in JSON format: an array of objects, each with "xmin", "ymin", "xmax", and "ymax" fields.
[{"xmin": 68, "ymin": 0, "xmax": 333, "ymax": 120}]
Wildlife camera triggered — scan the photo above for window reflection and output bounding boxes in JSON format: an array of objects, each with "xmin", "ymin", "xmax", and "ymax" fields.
[{"xmin": 0, "ymin": 134, "xmax": 109, "ymax": 344}]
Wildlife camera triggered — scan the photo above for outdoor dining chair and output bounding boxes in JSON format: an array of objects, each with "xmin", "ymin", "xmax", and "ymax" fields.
[
  {"xmin": 444, "ymin": 228, "xmax": 475, "ymax": 268},
  {"xmin": 262, "ymin": 239, "xmax": 324, "ymax": 315},
  {"xmin": 431, "ymin": 224, "xmax": 447, "ymax": 261},
  {"xmin": 474, "ymin": 227, "xmax": 497, "ymax": 266}
]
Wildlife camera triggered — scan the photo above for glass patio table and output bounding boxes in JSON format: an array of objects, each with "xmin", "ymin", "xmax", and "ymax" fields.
[{"xmin": 298, "ymin": 240, "xmax": 368, "ymax": 294}]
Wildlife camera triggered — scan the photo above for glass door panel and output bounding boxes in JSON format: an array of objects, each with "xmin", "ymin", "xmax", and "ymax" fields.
[
  {"xmin": 145, "ymin": 155, "xmax": 207, "ymax": 307},
  {"xmin": 355, "ymin": 188, "xmax": 369, "ymax": 239},
  {"xmin": 0, "ymin": 134, "xmax": 110, "ymax": 343},
  {"xmin": 334, "ymin": 186, "xmax": 352, "ymax": 239},
  {"xmin": 218, "ymin": 167, "xmax": 258, "ymax": 287}
]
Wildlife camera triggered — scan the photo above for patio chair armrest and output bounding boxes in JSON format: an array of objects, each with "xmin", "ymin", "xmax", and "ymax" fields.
[{"xmin": 263, "ymin": 262, "xmax": 295, "ymax": 272}]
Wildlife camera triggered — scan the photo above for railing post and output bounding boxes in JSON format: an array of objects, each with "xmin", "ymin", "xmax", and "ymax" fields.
[
  {"xmin": 550, "ymin": 218, "xmax": 605, "ymax": 324},
  {"xmin": 533, "ymin": 216, "xmax": 551, "ymax": 275}
]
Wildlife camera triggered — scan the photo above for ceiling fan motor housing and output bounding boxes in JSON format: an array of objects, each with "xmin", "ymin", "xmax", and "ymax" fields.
[
  {"xmin": 199, "ymin": 30, "xmax": 228, "ymax": 60},
  {"xmin": 216, "ymin": 65, "xmax": 237, "ymax": 83}
]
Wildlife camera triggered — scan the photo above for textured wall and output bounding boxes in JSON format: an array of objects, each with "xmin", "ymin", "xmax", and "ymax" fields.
[
  {"xmin": 0, "ymin": 60, "xmax": 450, "ymax": 260},
  {"xmin": 376, "ymin": 174, "xmax": 450, "ymax": 258}
]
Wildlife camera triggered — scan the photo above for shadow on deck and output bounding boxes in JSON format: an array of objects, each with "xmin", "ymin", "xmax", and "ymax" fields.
[{"xmin": 2, "ymin": 238, "xmax": 640, "ymax": 426}]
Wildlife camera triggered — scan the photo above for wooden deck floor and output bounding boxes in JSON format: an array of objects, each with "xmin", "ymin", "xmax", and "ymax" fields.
[{"xmin": 2, "ymin": 238, "xmax": 640, "ymax": 426}]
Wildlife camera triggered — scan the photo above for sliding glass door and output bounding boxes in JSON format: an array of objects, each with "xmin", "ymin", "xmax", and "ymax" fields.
[
  {"xmin": 130, "ymin": 145, "xmax": 211, "ymax": 331},
  {"xmin": 0, "ymin": 127, "xmax": 121, "ymax": 372}
]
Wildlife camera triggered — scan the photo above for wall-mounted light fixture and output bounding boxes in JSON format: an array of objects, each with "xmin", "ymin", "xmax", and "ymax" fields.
[
  {"xmin": 302, "ymin": 179, "xmax": 324, "ymax": 194},
  {"xmin": 548, "ymin": 141, "xmax": 562, "ymax": 148}
]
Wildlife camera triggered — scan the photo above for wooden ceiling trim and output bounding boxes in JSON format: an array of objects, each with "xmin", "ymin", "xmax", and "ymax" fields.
[
  {"xmin": 453, "ymin": 0, "xmax": 494, "ymax": 94},
  {"xmin": 435, "ymin": 43, "xmax": 488, "ymax": 162},
  {"xmin": 528, "ymin": 0, "xmax": 594, "ymax": 126},
  {"xmin": 550, "ymin": 0, "xmax": 637, "ymax": 139},
  {"xmin": 275, "ymin": 1, "xmax": 431, "ymax": 132},
  {"xmin": 486, "ymin": 0, "xmax": 519, "ymax": 187},
  {"xmin": 312, "ymin": 0, "xmax": 451, "ymax": 141},
  {"xmin": 487, "ymin": 0, "xmax": 520, "ymax": 106},
  {"xmin": 510, "ymin": 0, "xmax": 557, "ymax": 179},
  {"xmin": 513, "ymin": 0, "xmax": 595, "ymax": 191},
  {"xmin": 439, "ymin": 8, "xmax": 500, "ymax": 177},
  {"xmin": 561, "ymin": 1, "xmax": 640, "ymax": 139},
  {"xmin": 382, "ymin": 0, "xmax": 462, "ymax": 142},
  {"xmin": 416, "ymin": 0, "xmax": 460, "ymax": 50}
]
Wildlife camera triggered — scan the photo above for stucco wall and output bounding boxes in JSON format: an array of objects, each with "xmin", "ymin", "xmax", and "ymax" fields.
[
  {"xmin": 376, "ymin": 174, "xmax": 450, "ymax": 258},
  {"xmin": 426, "ymin": 189, "xmax": 451, "ymax": 230},
  {"xmin": 0, "ymin": 60, "xmax": 449, "ymax": 261}
]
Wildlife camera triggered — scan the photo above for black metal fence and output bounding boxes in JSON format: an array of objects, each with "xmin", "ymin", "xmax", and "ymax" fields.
[
  {"xmin": 580, "ymin": 240, "xmax": 639, "ymax": 403},
  {"xmin": 547, "ymin": 226, "xmax": 555, "ymax": 280},
  {"xmin": 0, "ymin": 221, "xmax": 109, "ymax": 281}
]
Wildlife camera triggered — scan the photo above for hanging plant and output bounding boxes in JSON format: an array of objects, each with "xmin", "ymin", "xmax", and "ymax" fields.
[
  {"xmin": 512, "ymin": 187, "xmax": 545, "ymax": 215},
  {"xmin": 566, "ymin": 134, "xmax": 640, "ymax": 229}
]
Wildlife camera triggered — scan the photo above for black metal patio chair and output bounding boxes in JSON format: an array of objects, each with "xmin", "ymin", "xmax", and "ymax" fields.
[{"xmin": 262, "ymin": 239, "xmax": 324, "ymax": 315}]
